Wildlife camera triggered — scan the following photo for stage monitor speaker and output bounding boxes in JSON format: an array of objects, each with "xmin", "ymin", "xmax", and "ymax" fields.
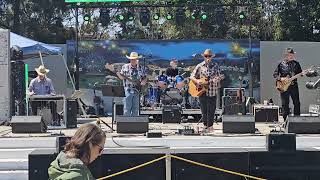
[
  {"xmin": 285, "ymin": 116, "xmax": 320, "ymax": 134},
  {"xmin": 29, "ymin": 149, "xmax": 57, "ymax": 180},
  {"xmin": 11, "ymin": 116, "xmax": 47, "ymax": 133},
  {"xmin": 56, "ymin": 136, "xmax": 72, "ymax": 153},
  {"xmin": 116, "ymin": 116, "xmax": 149, "ymax": 133},
  {"xmin": 162, "ymin": 105, "xmax": 181, "ymax": 123},
  {"xmin": 254, "ymin": 105, "xmax": 279, "ymax": 122},
  {"xmin": 266, "ymin": 133, "xmax": 296, "ymax": 152},
  {"xmin": 66, "ymin": 99, "xmax": 77, "ymax": 128},
  {"xmin": 222, "ymin": 115, "xmax": 255, "ymax": 133}
]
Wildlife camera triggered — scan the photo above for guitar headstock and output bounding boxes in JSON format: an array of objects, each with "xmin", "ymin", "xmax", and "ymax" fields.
[{"xmin": 105, "ymin": 63, "xmax": 115, "ymax": 72}]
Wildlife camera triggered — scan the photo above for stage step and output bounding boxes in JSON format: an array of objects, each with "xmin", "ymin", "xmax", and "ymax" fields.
[
  {"xmin": 0, "ymin": 149, "xmax": 35, "ymax": 159},
  {"xmin": 0, "ymin": 170, "xmax": 28, "ymax": 180},
  {"xmin": 0, "ymin": 137, "xmax": 56, "ymax": 149},
  {"xmin": 0, "ymin": 159, "xmax": 28, "ymax": 170}
]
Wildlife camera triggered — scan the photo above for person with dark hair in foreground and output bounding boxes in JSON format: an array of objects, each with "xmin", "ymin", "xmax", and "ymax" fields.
[{"xmin": 48, "ymin": 124, "xmax": 106, "ymax": 180}]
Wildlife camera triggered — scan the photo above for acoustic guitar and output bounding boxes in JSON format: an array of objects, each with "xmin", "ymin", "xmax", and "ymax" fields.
[
  {"xmin": 275, "ymin": 68, "xmax": 311, "ymax": 93},
  {"xmin": 188, "ymin": 75, "xmax": 224, "ymax": 97}
]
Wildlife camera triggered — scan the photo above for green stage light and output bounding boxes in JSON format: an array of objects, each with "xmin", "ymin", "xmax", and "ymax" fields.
[
  {"xmin": 191, "ymin": 10, "xmax": 199, "ymax": 20},
  {"xmin": 153, "ymin": 13, "xmax": 160, "ymax": 20},
  {"xmin": 127, "ymin": 11, "xmax": 134, "ymax": 21},
  {"xmin": 83, "ymin": 14, "xmax": 91, "ymax": 21},
  {"xmin": 201, "ymin": 13, "xmax": 207, "ymax": 20},
  {"xmin": 239, "ymin": 11, "xmax": 246, "ymax": 19},
  {"xmin": 166, "ymin": 13, "xmax": 173, "ymax": 20},
  {"xmin": 117, "ymin": 14, "xmax": 125, "ymax": 21}
]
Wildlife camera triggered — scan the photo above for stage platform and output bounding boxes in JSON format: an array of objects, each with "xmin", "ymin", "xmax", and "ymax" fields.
[{"xmin": 2, "ymin": 117, "xmax": 320, "ymax": 180}]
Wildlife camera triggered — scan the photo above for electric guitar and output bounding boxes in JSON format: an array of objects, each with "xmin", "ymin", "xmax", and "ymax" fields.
[
  {"xmin": 275, "ymin": 67, "xmax": 311, "ymax": 93},
  {"xmin": 105, "ymin": 63, "xmax": 148, "ymax": 93},
  {"xmin": 188, "ymin": 75, "xmax": 224, "ymax": 97}
]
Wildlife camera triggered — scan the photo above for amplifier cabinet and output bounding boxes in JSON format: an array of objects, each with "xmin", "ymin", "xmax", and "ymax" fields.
[{"xmin": 254, "ymin": 105, "xmax": 279, "ymax": 122}]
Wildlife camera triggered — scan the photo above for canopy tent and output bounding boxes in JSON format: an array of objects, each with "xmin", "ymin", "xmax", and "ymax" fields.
[{"xmin": 10, "ymin": 32, "xmax": 62, "ymax": 58}]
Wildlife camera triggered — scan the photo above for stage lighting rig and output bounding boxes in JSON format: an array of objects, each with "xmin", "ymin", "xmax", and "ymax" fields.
[
  {"xmin": 191, "ymin": 9, "xmax": 199, "ymax": 20},
  {"xmin": 166, "ymin": 13, "xmax": 173, "ymax": 20},
  {"xmin": 153, "ymin": 13, "xmax": 160, "ymax": 20},
  {"xmin": 127, "ymin": 11, "xmax": 134, "ymax": 21}
]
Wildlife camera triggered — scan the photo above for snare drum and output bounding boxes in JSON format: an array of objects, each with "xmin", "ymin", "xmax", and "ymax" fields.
[
  {"xmin": 175, "ymin": 75, "xmax": 185, "ymax": 89},
  {"xmin": 157, "ymin": 75, "xmax": 168, "ymax": 89}
]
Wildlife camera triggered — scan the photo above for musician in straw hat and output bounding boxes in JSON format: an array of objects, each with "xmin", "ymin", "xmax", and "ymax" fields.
[
  {"xmin": 105, "ymin": 52, "xmax": 147, "ymax": 116},
  {"xmin": 29, "ymin": 65, "xmax": 59, "ymax": 125}
]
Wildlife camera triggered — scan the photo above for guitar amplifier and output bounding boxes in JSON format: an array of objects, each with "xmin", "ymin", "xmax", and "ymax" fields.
[
  {"xmin": 254, "ymin": 105, "xmax": 279, "ymax": 122},
  {"xmin": 162, "ymin": 105, "xmax": 181, "ymax": 123},
  {"xmin": 222, "ymin": 96, "xmax": 246, "ymax": 115}
]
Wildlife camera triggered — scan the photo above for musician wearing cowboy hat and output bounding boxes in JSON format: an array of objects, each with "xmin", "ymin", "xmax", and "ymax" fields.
[
  {"xmin": 29, "ymin": 65, "xmax": 60, "ymax": 125},
  {"xmin": 190, "ymin": 49, "xmax": 224, "ymax": 133},
  {"xmin": 273, "ymin": 47, "xmax": 303, "ymax": 120},
  {"xmin": 106, "ymin": 52, "xmax": 147, "ymax": 116}
]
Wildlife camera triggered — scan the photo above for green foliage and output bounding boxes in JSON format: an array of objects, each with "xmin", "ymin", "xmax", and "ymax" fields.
[{"xmin": 1, "ymin": 0, "xmax": 320, "ymax": 42}]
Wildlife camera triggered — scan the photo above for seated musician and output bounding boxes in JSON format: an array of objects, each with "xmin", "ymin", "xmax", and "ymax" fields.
[
  {"xmin": 165, "ymin": 59, "xmax": 179, "ymax": 77},
  {"xmin": 28, "ymin": 65, "xmax": 60, "ymax": 125}
]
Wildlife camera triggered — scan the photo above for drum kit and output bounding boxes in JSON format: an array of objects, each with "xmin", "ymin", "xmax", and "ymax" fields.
[{"xmin": 142, "ymin": 74, "xmax": 200, "ymax": 108}]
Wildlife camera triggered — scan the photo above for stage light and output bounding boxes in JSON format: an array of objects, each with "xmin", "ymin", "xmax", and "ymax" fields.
[
  {"xmin": 200, "ymin": 13, "xmax": 207, "ymax": 20},
  {"xmin": 153, "ymin": 13, "xmax": 160, "ymax": 20},
  {"xmin": 127, "ymin": 11, "xmax": 134, "ymax": 21},
  {"xmin": 191, "ymin": 9, "xmax": 199, "ymax": 20},
  {"xmin": 175, "ymin": 7, "xmax": 185, "ymax": 25},
  {"xmin": 166, "ymin": 13, "xmax": 173, "ymax": 20},
  {"xmin": 117, "ymin": 14, "xmax": 125, "ymax": 21},
  {"xmin": 140, "ymin": 8, "xmax": 150, "ymax": 26},
  {"xmin": 239, "ymin": 11, "xmax": 246, "ymax": 20},
  {"xmin": 100, "ymin": 8, "xmax": 110, "ymax": 26},
  {"xmin": 83, "ymin": 14, "xmax": 91, "ymax": 21}
]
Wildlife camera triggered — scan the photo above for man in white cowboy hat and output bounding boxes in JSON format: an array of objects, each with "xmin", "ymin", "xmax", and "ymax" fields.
[
  {"xmin": 106, "ymin": 52, "xmax": 147, "ymax": 116},
  {"xmin": 29, "ymin": 65, "xmax": 59, "ymax": 125},
  {"xmin": 190, "ymin": 49, "xmax": 224, "ymax": 133}
]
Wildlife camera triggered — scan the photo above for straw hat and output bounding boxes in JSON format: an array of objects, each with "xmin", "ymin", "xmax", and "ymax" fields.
[
  {"xmin": 202, "ymin": 49, "xmax": 215, "ymax": 57},
  {"xmin": 126, "ymin": 52, "xmax": 142, "ymax": 60},
  {"xmin": 35, "ymin": 65, "xmax": 49, "ymax": 75}
]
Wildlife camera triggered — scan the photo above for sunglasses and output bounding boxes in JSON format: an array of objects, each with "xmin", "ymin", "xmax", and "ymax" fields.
[
  {"xmin": 204, "ymin": 55, "xmax": 212, "ymax": 58},
  {"xmin": 95, "ymin": 143, "xmax": 104, "ymax": 154}
]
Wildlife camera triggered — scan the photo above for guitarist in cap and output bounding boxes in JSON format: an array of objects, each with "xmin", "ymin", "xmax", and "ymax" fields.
[
  {"xmin": 105, "ymin": 52, "xmax": 147, "ymax": 116},
  {"xmin": 190, "ymin": 49, "xmax": 224, "ymax": 132},
  {"xmin": 273, "ymin": 47, "xmax": 302, "ymax": 120}
]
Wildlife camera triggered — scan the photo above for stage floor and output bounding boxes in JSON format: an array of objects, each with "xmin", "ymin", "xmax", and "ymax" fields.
[{"xmin": 1, "ymin": 117, "xmax": 320, "ymax": 151}]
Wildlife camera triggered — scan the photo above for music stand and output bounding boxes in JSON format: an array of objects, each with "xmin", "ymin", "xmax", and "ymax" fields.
[{"xmin": 101, "ymin": 85, "xmax": 125, "ymax": 132}]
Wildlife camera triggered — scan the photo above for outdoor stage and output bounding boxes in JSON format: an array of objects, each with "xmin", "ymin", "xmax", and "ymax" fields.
[{"xmin": 2, "ymin": 117, "xmax": 320, "ymax": 180}]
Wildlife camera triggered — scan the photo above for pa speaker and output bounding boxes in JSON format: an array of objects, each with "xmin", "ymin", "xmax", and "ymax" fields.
[
  {"xmin": 11, "ymin": 116, "xmax": 47, "ymax": 133},
  {"xmin": 266, "ymin": 133, "xmax": 296, "ymax": 152},
  {"xmin": 222, "ymin": 115, "xmax": 255, "ymax": 133},
  {"xmin": 29, "ymin": 149, "xmax": 57, "ymax": 180},
  {"xmin": 66, "ymin": 99, "xmax": 77, "ymax": 128},
  {"xmin": 116, "ymin": 116, "xmax": 149, "ymax": 133},
  {"xmin": 285, "ymin": 116, "xmax": 320, "ymax": 134}
]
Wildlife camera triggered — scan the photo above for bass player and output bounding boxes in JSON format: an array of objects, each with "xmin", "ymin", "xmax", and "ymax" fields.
[
  {"xmin": 273, "ymin": 47, "xmax": 303, "ymax": 120},
  {"xmin": 190, "ymin": 49, "xmax": 224, "ymax": 132}
]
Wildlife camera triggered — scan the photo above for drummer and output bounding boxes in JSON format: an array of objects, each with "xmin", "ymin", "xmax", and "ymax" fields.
[{"xmin": 165, "ymin": 59, "xmax": 179, "ymax": 77}]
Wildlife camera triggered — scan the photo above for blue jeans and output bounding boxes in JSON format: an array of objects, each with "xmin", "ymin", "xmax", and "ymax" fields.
[{"xmin": 123, "ymin": 88, "xmax": 140, "ymax": 116}]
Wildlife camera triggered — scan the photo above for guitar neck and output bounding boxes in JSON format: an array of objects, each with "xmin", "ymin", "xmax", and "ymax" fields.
[{"xmin": 288, "ymin": 72, "xmax": 303, "ymax": 81}]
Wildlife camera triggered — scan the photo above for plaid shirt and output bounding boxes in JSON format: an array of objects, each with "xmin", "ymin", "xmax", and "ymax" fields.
[
  {"xmin": 191, "ymin": 61, "xmax": 223, "ymax": 97},
  {"xmin": 120, "ymin": 63, "xmax": 146, "ymax": 88}
]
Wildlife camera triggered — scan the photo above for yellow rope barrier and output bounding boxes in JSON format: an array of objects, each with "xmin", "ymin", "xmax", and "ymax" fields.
[
  {"xmin": 97, "ymin": 154, "xmax": 267, "ymax": 180},
  {"xmin": 96, "ymin": 155, "xmax": 167, "ymax": 180},
  {"xmin": 170, "ymin": 155, "xmax": 267, "ymax": 180}
]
